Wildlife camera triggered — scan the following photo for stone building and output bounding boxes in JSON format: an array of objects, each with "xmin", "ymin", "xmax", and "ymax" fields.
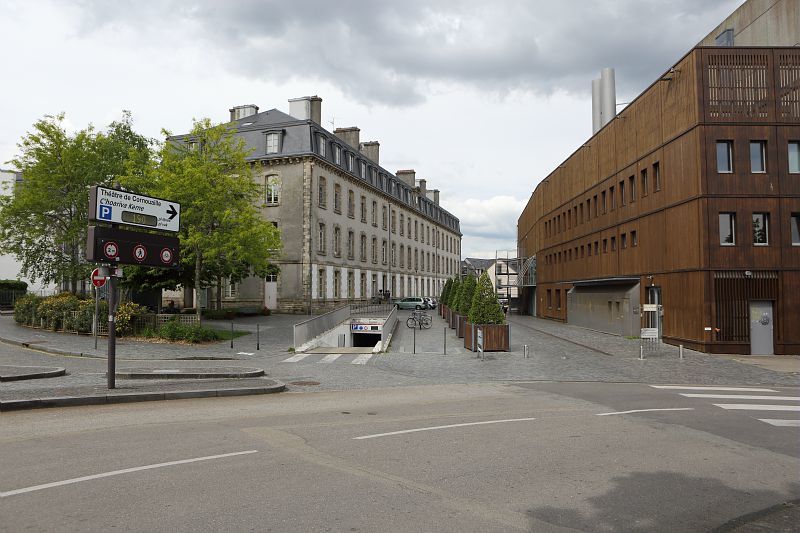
[{"xmin": 171, "ymin": 97, "xmax": 462, "ymax": 313}]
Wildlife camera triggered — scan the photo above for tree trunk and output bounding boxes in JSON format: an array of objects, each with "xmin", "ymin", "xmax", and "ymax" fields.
[
  {"xmin": 195, "ymin": 250, "xmax": 202, "ymax": 323},
  {"xmin": 216, "ymin": 275, "xmax": 223, "ymax": 310}
]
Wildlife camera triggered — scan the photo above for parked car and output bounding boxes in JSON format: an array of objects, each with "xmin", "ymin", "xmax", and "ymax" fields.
[
  {"xmin": 424, "ymin": 297, "xmax": 437, "ymax": 309},
  {"xmin": 395, "ymin": 297, "xmax": 427, "ymax": 310}
]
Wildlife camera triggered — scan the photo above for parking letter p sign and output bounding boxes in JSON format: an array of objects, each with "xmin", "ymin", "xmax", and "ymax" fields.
[{"xmin": 99, "ymin": 205, "xmax": 112, "ymax": 220}]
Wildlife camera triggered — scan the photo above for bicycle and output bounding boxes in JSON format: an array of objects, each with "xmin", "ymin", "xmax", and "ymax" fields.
[{"xmin": 406, "ymin": 310, "xmax": 432, "ymax": 329}]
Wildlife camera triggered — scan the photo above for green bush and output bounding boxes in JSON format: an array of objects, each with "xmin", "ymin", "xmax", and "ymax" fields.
[
  {"xmin": 468, "ymin": 272, "xmax": 505, "ymax": 325},
  {"xmin": 64, "ymin": 298, "xmax": 109, "ymax": 333},
  {"xmin": 115, "ymin": 301, "xmax": 147, "ymax": 336},
  {"xmin": 448, "ymin": 278, "xmax": 461, "ymax": 309},
  {"xmin": 36, "ymin": 293, "xmax": 81, "ymax": 330},
  {"xmin": 202, "ymin": 308, "xmax": 236, "ymax": 320},
  {"xmin": 440, "ymin": 278, "xmax": 452, "ymax": 305},
  {"xmin": 0, "ymin": 280, "xmax": 28, "ymax": 291},
  {"xmin": 158, "ymin": 319, "xmax": 218, "ymax": 342},
  {"xmin": 13, "ymin": 293, "xmax": 43, "ymax": 324},
  {"xmin": 456, "ymin": 276, "xmax": 477, "ymax": 315}
]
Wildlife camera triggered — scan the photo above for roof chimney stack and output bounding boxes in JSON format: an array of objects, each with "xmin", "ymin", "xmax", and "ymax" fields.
[
  {"xmin": 360, "ymin": 141, "xmax": 380, "ymax": 165},
  {"xmin": 396, "ymin": 169, "xmax": 416, "ymax": 188},
  {"xmin": 229, "ymin": 104, "xmax": 259, "ymax": 122},
  {"xmin": 334, "ymin": 127, "xmax": 360, "ymax": 149},
  {"xmin": 288, "ymin": 96, "xmax": 322, "ymax": 124}
]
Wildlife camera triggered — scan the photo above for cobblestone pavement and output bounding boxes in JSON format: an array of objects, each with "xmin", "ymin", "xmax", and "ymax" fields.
[{"xmin": 1, "ymin": 312, "xmax": 798, "ymax": 402}]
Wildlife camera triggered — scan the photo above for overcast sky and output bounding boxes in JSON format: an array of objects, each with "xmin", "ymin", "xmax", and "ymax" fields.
[{"xmin": 1, "ymin": 0, "xmax": 742, "ymax": 261}]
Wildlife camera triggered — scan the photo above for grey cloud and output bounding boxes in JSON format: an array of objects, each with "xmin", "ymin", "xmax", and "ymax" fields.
[{"xmin": 73, "ymin": 0, "xmax": 742, "ymax": 105}]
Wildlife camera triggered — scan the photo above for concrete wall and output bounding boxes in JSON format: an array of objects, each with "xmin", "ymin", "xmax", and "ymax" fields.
[
  {"xmin": 567, "ymin": 283, "xmax": 640, "ymax": 337},
  {"xmin": 699, "ymin": 0, "xmax": 800, "ymax": 47}
]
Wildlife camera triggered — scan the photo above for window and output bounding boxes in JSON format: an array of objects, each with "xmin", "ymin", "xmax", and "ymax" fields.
[
  {"xmin": 653, "ymin": 162, "xmax": 661, "ymax": 191},
  {"xmin": 347, "ymin": 190, "xmax": 355, "ymax": 218},
  {"xmin": 317, "ymin": 269, "xmax": 325, "ymax": 298},
  {"xmin": 333, "ymin": 145, "xmax": 341, "ymax": 165},
  {"xmin": 360, "ymin": 234, "xmax": 367, "ymax": 261},
  {"xmin": 318, "ymin": 177, "xmax": 327, "ymax": 207},
  {"xmin": 611, "ymin": 236, "xmax": 616, "ymax": 251},
  {"xmin": 347, "ymin": 231, "xmax": 355, "ymax": 259},
  {"xmin": 360, "ymin": 196, "xmax": 367, "ymax": 222},
  {"xmin": 372, "ymin": 237, "xmax": 378, "ymax": 263},
  {"xmin": 641, "ymin": 169, "xmax": 648, "ymax": 197},
  {"xmin": 791, "ymin": 214, "xmax": 800, "ymax": 245},
  {"xmin": 400, "ymin": 214, "xmax": 404, "ymax": 235},
  {"xmin": 400, "ymin": 244, "xmax": 405, "ymax": 267},
  {"xmin": 360, "ymin": 273, "xmax": 367, "ymax": 297},
  {"xmin": 610, "ymin": 186, "xmax": 616, "ymax": 209},
  {"xmin": 333, "ymin": 226, "xmax": 341, "ymax": 256},
  {"xmin": 579, "ymin": 203, "xmax": 584, "ymax": 224},
  {"xmin": 556, "ymin": 289, "xmax": 561, "ymax": 310},
  {"xmin": 264, "ymin": 176, "xmax": 280, "ymax": 205},
  {"xmin": 333, "ymin": 184, "xmax": 341, "ymax": 213},
  {"xmin": 347, "ymin": 272, "xmax": 355, "ymax": 298},
  {"xmin": 333, "ymin": 270, "xmax": 341, "ymax": 298},
  {"xmin": 621, "ymin": 233, "xmax": 627, "ymax": 249},
  {"xmin": 266, "ymin": 132, "xmax": 281, "ymax": 154},
  {"xmin": 224, "ymin": 279, "xmax": 237, "ymax": 298},
  {"xmin": 317, "ymin": 223, "xmax": 326, "ymax": 254},
  {"xmin": 347, "ymin": 153, "xmax": 354, "ymax": 172},
  {"xmin": 631, "ymin": 230, "xmax": 638, "ymax": 247},
  {"xmin": 601, "ymin": 191, "xmax": 607, "ymax": 213},
  {"xmin": 594, "ymin": 241, "xmax": 599, "ymax": 255},
  {"xmin": 382, "ymin": 239, "xmax": 387, "ymax": 264},
  {"xmin": 371, "ymin": 201, "xmax": 377, "ymax": 226},
  {"xmin": 547, "ymin": 289, "xmax": 552, "ymax": 309},
  {"xmin": 414, "ymin": 220, "xmax": 418, "ymax": 241},
  {"xmin": 593, "ymin": 195, "xmax": 598, "ymax": 217},
  {"xmin": 382, "ymin": 205, "xmax": 387, "ymax": 229},
  {"xmin": 716, "ymin": 141, "xmax": 733, "ymax": 173},
  {"xmin": 719, "ymin": 213, "xmax": 736, "ymax": 245},
  {"xmin": 752, "ymin": 213, "xmax": 769, "ymax": 245},
  {"xmin": 629, "ymin": 175, "xmax": 636, "ymax": 202},
  {"xmin": 391, "ymin": 243, "xmax": 396, "ymax": 266},
  {"xmin": 603, "ymin": 239, "xmax": 608, "ymax": 253},
  {"xmin": 619, "ymin": 181, "xmax": 625, "ymax": 206},
  {"xmin": 749, "ymin": 141, "xmax": 766, "ymax": 173},
  {"xmin": 391, "ymin": 210, "xmax": 396, "ymax": 233},
  {"xmin": 360, "ymin": 161, "xmax": 367, "ymax": 178},
  {"xmin": 317, "ymin": 134, "xmax": 326, "ymax": 157},
  {"xmin": 789, "ymin": 142, "xmax": 800, "ymax": 173}
]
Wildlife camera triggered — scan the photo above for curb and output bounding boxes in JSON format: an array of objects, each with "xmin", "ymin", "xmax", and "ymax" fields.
[
  {"xmin": 0, "ymin": 381, "xmax": 286, "ymax": 412},
  {"xmin": 0, "ymin": 336, "xmax": 100, "ymax": 359},
  {"xmin": 0, "ymin": 366, "xmax": 66, "ymax": 382},
  {"xmin": 115, "ymin": 368, "xmax": 265, "ymax": 379}
]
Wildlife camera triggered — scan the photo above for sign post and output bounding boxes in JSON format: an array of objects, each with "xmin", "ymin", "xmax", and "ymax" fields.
[
  {"xmin": 90, "ymin": 268, "xmax": 107, "ymax": 350},
  {"xmin": 107, "ymin": 273, "xmax": 117, "ymax": 389}
]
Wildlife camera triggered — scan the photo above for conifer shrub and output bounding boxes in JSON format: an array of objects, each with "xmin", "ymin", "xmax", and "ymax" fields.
[{"xmin": 468, "ymin": 272, "xmax": 506, "ymax": 325}]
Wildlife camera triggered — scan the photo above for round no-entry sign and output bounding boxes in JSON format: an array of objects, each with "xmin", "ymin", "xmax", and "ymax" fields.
[{"xmin": 90, "ymin": 268, "xmax": 107, "ymax": 288}]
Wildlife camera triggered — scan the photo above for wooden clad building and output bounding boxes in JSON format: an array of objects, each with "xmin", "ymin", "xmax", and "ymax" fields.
[{"xmin": 517, "ymin": 47, "xmax": 800, "ymax": 355}]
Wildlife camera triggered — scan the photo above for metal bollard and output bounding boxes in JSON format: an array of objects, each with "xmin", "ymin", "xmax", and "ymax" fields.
[
  {"xmin": 679, "ymin": 344, "xmax": 684, "ymax": 360},
  {"xmin": 413, "ymin": 326, "xmax": 416, "ymax": 354},
  {"xmin": 257, "ymin": 324, "xmax": 260, "ymax": 350},
  {"xmin": 230, "ymin": 322, "xmax": 234, "ymax": 349},
  {"xmin": 524, "ymin": 345, "xmax": 529, "ymax": 358},
  {"xmin": 639, "ymin": 345, "xmax": 645, "ymax": 360},
  {"xmin": 443, "ymin": 327, "xmax": 447, "ymax": 354}
]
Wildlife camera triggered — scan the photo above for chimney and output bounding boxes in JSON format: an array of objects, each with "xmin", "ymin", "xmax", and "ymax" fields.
[
  {"xmin": 288, "ymin": 95, "xmax": 322, "ymax": 124},
  {"xmin": 229, "ymin": 104, "xmax": 259, "ymax": 122},
  {"xmin": 433, "ymin": 190, "xmax": 440, "ymax": 205},
  {"xmin": 417, "ymin": 178, "xmax": 427, "ymax": 198},
  {"xmin": 334, "ymin": 127, "xmax": 360, "ymax": 149},
  {"xmin": 591, "ymin": 79, "xmax": 601, "ymax": 134},
  {"xmin": 360, "ymin": 141, "xmax": 380, "ymax": 165},
  {"xmin": 600, "ymin": 68, "xmax": 616, "ymax": 127},
  {"xmin": 396, "ymin": 169, "xmax": 416, "ymax": 188}
]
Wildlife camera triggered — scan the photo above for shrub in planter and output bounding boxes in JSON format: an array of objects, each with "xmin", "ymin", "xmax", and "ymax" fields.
[
  {"xmin": 158, "ymin": 319, "xmax": 218, "ymax": 342},
  {"xmin": 13, "ymin": 293, "xmax": 42, "ymax": 325},
  {"xmin": 115, "ymin": 301, "xmax": 147, "ymax": 336},
  {"xmin": 37, "ymin": 293, "xmax": 81, "ymax": 330},
  {"xmin": 465, "ymin": 272, "xmax": 509, "ymax": 352},
  {"xmin": 454, "ymin": 276, "xmax": 476, "ymax": 337},
  {"xmin": 65, "ymin": 299, "xmax": 109, "ymax": 334}
]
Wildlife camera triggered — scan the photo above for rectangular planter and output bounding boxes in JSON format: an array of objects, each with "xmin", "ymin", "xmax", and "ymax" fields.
[
  {"xmin": 449, "ymin": 311, "xmax": 460, "ymax": 330},
  {"xmin": 456, "ymin": 315, "xmax": 467, "ymax": 338},
  {"xmin": 464, "ymin": 322, "xmax": 510, "ymax": 352},
  {"xmin": 440, "ymin": 305, "xmax": 446, "ymax": 319}
]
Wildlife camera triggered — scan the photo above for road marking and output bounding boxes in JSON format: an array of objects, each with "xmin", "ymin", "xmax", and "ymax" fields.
[
  {"xmin": 596, "ymin": 408, "xmax": 695, "ymax": 416},
  {"xmin": 318, "ymin": 354, "xmax": 343, "ymax": 363},
  {"xmin": 353, "ymin": 417, "xmax": 537, "ymax": 440},
  {"xmin": 758, "ymin": 419, "xmax": 800, "ymax": 427},
  {"xmin": 351, "ymin": 354, "xmax": 373, "ymax": 365},
  {"xmin": 680, "ymin": 394, "xmax": 800, "ymax": 401},
  {"xmin": 713, "ymin": 404, "xmax": 800, "ymax": 411},
  {"xmin": 237, "ymin": 352, "xmax": 254, "ymax": 356},
  {"xmin": 282, "ymin": 353, "xmax": 309, "ymax": 363},
  {"xmin": 650, "ymin": 386, "xmax": 777, "ymax": 392},
  {"xmin": 0, "ymin": 450, "xmax": 258, "ymax": 498}
]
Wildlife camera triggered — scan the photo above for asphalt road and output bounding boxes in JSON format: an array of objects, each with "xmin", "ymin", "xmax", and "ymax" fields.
[{"xmin": 2, "ymin": 382, "xmax": 798, "ymax": 532}]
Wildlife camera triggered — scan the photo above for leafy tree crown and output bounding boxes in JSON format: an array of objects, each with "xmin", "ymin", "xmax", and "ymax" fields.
[{"xmin": 468, "ymin": 272, "xmax": 505, "ymax": 325}]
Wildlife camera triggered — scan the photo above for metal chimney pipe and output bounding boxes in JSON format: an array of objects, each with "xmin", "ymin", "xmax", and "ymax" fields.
[
  {"xmin": 600, "ymin": 68, "xmax": 616, "ymax": 126},
  {"xmin": 591, "ymin": 78, "xmax": 602, "ymax": 134}
]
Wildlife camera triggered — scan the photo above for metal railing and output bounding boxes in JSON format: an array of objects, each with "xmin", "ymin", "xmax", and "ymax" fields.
[
  {"xmin": 30, "ymin": 312, "xmax": 199, "ymax": 336},
  {"xmin": 350, "ymin": 302, "xmax": 393, "ymax": 316},
  {"xmin": 293, "ymin": 305, "xmax": 350, "ymax": 350}
]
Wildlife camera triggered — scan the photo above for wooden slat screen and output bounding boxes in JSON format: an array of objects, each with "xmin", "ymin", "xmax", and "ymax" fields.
[
  {"xmin": 714, "ymin": 270, "xmax": 778, "ymax": 342},
  {"xmin": 777, "ymin": 51, "xmax": 800, "ymax": 122},
  {"xmin": 705, "ymin": 51, "xmax": 772, "ymax": 121}
]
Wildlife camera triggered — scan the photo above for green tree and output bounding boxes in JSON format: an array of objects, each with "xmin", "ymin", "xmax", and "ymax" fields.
[
  {"xmin": 0, "ymin": 113, "xmax": 151, "ymax": 293},
  {"xmin": 457, "ymin": 275, "xmax": 476, "ymax": 315},
  {"xmin": 440, "ymin": 278, "xmax": 452, "ymax": 305},
  {"xmin": 468, "ymin": 272, "xmax": 505, "ymax": 325},
  {"xmin": 122, "ymin": 119, "xmax": 282, "ymax": 320},
  {"xmin": 448, "ymin": 278, "xmax": 462, "ymax": 310}
]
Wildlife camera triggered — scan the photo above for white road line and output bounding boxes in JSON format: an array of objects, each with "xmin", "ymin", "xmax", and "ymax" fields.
[
  {"xmin": 713, "ymin": 404, "xmax": 800, "ymax": 412},
  {"xmin": 353, "ymin": 417, "xmax": 537, "ymax": 440},
  {"xmin": 318, "ymin": 354, "xmax": 343, "ymax": 363},
  {"xmin": 680, "ymin": 394, "xmax": 800, "ymax": 401},
  {"xmin": 237, "ymin": 352, "xmax": 254, "ymax": 356},
  {"xmin": 282, "ymin": 353, "xmax": 309, "ymax": 363},
  {"xmin": 758, "ymin": 419, "xmax": 800, "ymax": 427},
  {"xmin": 0, "ymin": 450, "xmax": 258, "ymax": 498},
  {"xmin": 351, "ymin": 354, "xmax": 373, "ymax": 365},
  {"xmin": 650, "ymin": 386, "xmax": 777, "ymax": 392},
  {"xmin": 596, "ymin": 408, "xmax": 695, "ymax": 416}
]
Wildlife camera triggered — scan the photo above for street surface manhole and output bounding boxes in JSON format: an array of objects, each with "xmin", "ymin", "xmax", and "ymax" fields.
[{"xmin": 289, "ymin": 380, "xmax": 320, "ymax": 386}]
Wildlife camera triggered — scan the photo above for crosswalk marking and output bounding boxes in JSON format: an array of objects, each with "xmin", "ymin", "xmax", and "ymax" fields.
[
  {"xmin": 351, "ymin": 354, "xmax": 373, "ymax": 365},
  {"xmin": 713, "ymin": 404, "xmax": 800, "ymax": 412},
  {"xmin": 318, "ymin": 354, "xmax": 343, "ymax": 363},
  {"xmin": 758, "ymin": 419, "xmax": 800, "ymax": 427},
  {"xmin": 680, "ymin": 394, "xmax": 800, "ymax": 401},
  {"xmin": 650, "ymin": 386, "xmax": 776, "ymax": 392},
  {"xmin": 282, "ymin": 353, "xmax": 310, "ymax": 363}
]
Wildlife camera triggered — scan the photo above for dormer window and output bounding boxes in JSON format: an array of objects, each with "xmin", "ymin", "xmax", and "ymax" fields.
[
  {"xmin": 266, "ymin": 131, "xmax": 282, "ymax": 154},
  {"xmin": 347, "ymin": 153, "xmax": 354, "ymax": 171},
  {"xmin": 317, "ymin": 134, "xmax": 326, "ymax": 157},
  {"xmin": 333, "ymin": 145, "xmax": 341, "ymax": 165},
  {"xmin": 360, "ymin": 161, "xmax": 367, "ymax": 178}
]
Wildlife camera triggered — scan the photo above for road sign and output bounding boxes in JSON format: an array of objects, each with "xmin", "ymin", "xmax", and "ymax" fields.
[
  {"xmin": 641, "ymin": 327, "xmax": 659, "ymax": 339},
  {"xmin": 89, "ymin": 186, "xmax": 181, "ymax": 233},
  {"xmin": 86, "ymin": 226, "xmax": 180, "ymax": 268},
  {"xmin": 90, "ymin": 268, "xmax": 107, "ymax": 288}
]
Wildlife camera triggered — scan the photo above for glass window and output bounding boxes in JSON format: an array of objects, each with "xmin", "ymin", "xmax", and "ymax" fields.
[
  {"xmin": 333, "ymin": 270, "xmax": 340, "ymax": 298},
  {"xmin": 266, "ymin": 132, "xmax": 280, "ymax": 154},
  {"xmin": 347, "ymin": 153, "xmax": 354, "ymax": 171},
  {"xmin": 752, "ymin": 213, "xmax": 769, "ymax": 245},
  {"xmin": 716, "ymin": 141, "xmax": 733, "ymax": 173},
  {"xmin": 264, "ymin": 176, "xmax": 280, "ymax": 204},
  {"xmin": 789, "ymin": 142, "xmax": 800, "ymax": 173},
  {"xmin": 347, "ymin": 190, "xmax": 354, "ymax": 217},
  {"xmin": 791, "ymin": 214, "xmax": 800, "ymax": 245},
  {"xmin": 621, "ymin": 233, "xmax": 627, "ymax": 249},
  {"xmin": 629, "ymin": 175, "xmax": 636, "ymax": 202},
  {"xmin": 333, "ymin": 226, "xmax": 341, "ymax": 256},
  {"xmin": 317, "ymin": 177, "xmax": 326, "ymax": 207},
  {"xmin": 653, "ymin": 162, "xmax": 661, "ymax": 190},
  {"xmin": 749, "ymin": 141, "xmax": 766, "ymax": 173},
  {"xmin": 631, "ymin": 230, "xmax": 638, "ymax": 247},
  {"xmin": 318, "ymin": 223, "xmax": 326, "ymax": 253},
  {"xmin": 719, "ymin": 213, "xmax": 736, "ymax": 245},
  {"xmin": 611, "ymin": 236, "xmax": 616, "ymax": 251},
  {"xmin": 619, "ymin": 181, "xmax": 625, "ymax": 206},
  {"xmin": 317, "ymin": 134, "xmax": 326, "ymax": 157},
  {"xmin": 347, "ymin": 231, "xmax": 354, "ymax": 259},
  {"xmin": 333, "ymin": 184, "xmax": 341, "ymax": 213},
  {"xmin": 333, "ymin": 145, "xmax": 341, "ymax": 165},
  {"xmin": 641, "ymin": 169, "xmax": 648, "ymax": 196}
]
